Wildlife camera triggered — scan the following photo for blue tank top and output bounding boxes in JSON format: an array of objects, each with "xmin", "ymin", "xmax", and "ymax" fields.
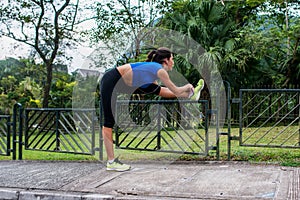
[{"xmin": 130, "ymin": 62, "xmax": 162, "ymax": 88}]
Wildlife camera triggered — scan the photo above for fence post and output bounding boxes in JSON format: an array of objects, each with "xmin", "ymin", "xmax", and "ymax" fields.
[
  {"xmin": 12, "ymin": 103, "xmax": 23, "ymax": 160},
  {"xmin": 223, "ymin": 81, "xmax": 232, "ymax": 161},
  {"xmin": 6, "ymin": 116, "xmax": 11, "ymax": 156},
  {"xmin": 239, "ymin": 90, "xmax": 243, "ymax": 146},
  {"xmin": 18, "ymin": 105, "xmax": 23, "ymax": 160},
  {"xmin": 298, "ymin": 92, "xmax": 300, "ymax": 147},
  {"xmin": 92, "ymin": 110, "xmax": 96, "ymax": 155},
  {"xmin": 12, "ymin": 105, "xmax": 17, "ymax": 160},
  {"xmin": 157, "ymin": 102, "xmax": 161, "ymax": 150},
  {"xmin": 55, "ymin": 110, "xmax": 60, "ymax": 151},
  {"xmin": 99, "ymin": 100, "xmax": 103, "ymax": 161},
  {"xmin": 204, "ymin": 101, "xmax": 209, "ymax": 156},
  {"xmin": 215, "ymin": 86, "xmax": 220, "ymax": 160}
]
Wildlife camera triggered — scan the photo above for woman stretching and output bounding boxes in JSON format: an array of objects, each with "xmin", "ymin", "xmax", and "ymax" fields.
[{"xmin": 100, "ymin": 47, "xmax": 194, "ymax": 171}]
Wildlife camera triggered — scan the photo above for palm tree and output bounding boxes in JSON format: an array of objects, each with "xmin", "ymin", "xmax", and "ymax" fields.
[
  {"xmin": 160, "ymin": 0, "xmax": 240, "ymax": 88},
  {"xmin": 159, "ymin": 0, "xmax": 284, "ymax": 93}
]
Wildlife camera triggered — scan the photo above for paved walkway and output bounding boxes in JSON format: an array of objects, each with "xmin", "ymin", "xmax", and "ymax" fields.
[{"xmin": 0, "ymin": 160, "xmax": 299, "ymax": 200}]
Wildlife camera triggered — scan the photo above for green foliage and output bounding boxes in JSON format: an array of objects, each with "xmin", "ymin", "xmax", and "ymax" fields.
[
  {"xmin": 0, "ymin": 58, "xmax": 44, "ymax": 113},
  {"xmin": 160, "ymin": 0, "xmax": 248, "ymax": 89},
  {"xmin": 0, "ymin": 93, "xmax": 12, "ymax": 114},
  {"xmin": 0, "ymin": 57, "xmax": 77, "ymax": 112},
  {"xmin": 0, "ymin": 0, "xmax": 82, "ymax": 107},
  {"xmin": 0, "ymin": 75, "xmax": 17, "ymax": 94},
  {"xmin": 159, "ymin": 0, "xmax": 300, "ymax": 94},
  {"xmin": 49, "ymin": 73, "xmax": 76, "ymax": 108},
  {"xmin": 239, "ymin": 1, "xmax": 300, "ymax": 87},
  {"xmin": 17, "ymin": 77, "xmax": 43, "ymax": 108}
]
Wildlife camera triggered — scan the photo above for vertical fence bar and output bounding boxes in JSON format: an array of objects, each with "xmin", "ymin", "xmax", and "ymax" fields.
[
  {"xmin": 12, "ymin": 103, "xmax": 22, "ymax": 160},
  {"xmin": 157, "ymin": 102, "xmax": 161, "ymax": 150},
  {"xmin": 204, "ymin": 101, "xmax": 209, "ymax": 155},
  {"xmin": 239, "ymin": 90, "xmax": 243, "ymax": 146},
  {"xmin": 223, "ymin": 81, "xmax": 232, "ymax": 161},
  {"xmin": 114, "ymin": 101, "xmax": 119, "ymax": 148},
  {"xmin": 12, "ymin": 105, "xmax": 17, "ymax": 160},
  {"xmin": 216, "ymin": 86, "xmax": 220, "ymax": 160},
  {"xmin": 18, "ymin": 105, "xmax": 23, "ymax": 160},
  {"xmin": 99, "ymin": 100, "xmax": 103, "ymax": 161},
  {"xmin": 24, "ymin": 109, "xmax": 28, "ymax": 148},
  {"xmin": 6, "ymin": 116, "xmax": 11, "ymax": 156},
  {"xmin": 298, "ymin": 92, "xmax": 300, "ymax": 146},
  {"xmin": 55, "ymin": 110, "xmax": 60, "ymax": 151},
  {"xmin": 92, "ymin": 110, "xmax": 96, "ymax": 155}
]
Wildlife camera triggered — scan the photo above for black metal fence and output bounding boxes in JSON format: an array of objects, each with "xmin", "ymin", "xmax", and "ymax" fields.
[
  {"xmin": 239, "ymin": 89, "xmax": 300, "ymax": 148},
  {"xmin": 24, "ymin": 108, "xmax": 98, "ymax": 154},
  {"xmin": 115, "ymin": 100, "xmax": 210, "ymax": 155},
  {"xmin": 1, "ymin": 87, "xmax": 299, "ymax": 161},
  {"xmin": 0, "ymin": 105, "xmax": 100, "ymax": 160}
]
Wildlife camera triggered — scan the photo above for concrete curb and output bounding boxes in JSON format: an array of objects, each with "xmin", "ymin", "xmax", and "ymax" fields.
[{"xmin": 0, "ymin": 188, "xmax": 115, "ymax": 200}]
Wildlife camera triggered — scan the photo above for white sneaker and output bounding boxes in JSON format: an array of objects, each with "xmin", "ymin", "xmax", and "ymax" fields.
[
  {"xmin": 191, "ymin": 79, "xmax": 204, "ymax": 100},
  {"xmin": 106, "ymin": 157, "xmax": 131, "ymax": 172}
]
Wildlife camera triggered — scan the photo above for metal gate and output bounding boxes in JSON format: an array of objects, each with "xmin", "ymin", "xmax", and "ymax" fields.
[
  {"xmin": 0, "ymin": 104, "xmax": 99, "ymax": 160},
  {"xmin": 239, "ymin": 89, "xmax": 300, "ymax": 148},
  {"xmin": 24, "ymin": 108, "xmax": 98, "ymax": 154},
  {"xmin": 115, "ymin": 99, "xmax": 212, "ymax": 156}
]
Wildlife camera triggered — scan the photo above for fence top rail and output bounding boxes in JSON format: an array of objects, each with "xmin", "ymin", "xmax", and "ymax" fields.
[
  {"xmin": 0, "ymin": 115, "xmax": 10, "ymax": 118},
  {"xmin": 117, "ymin": 99, "xmax": 209, "ymax": 104},
  {"xmin": 240, "ymin": 89, "xmax": 300, "ymax": 92},
  {"xmin": 24, "ymin": 108, "xmax": 96, "ymax": 112}
]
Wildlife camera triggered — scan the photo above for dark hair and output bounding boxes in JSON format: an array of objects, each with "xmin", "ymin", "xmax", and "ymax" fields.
[{"xmin": 146, "ymin": 47, "xmax": 172, "ymax": 64}]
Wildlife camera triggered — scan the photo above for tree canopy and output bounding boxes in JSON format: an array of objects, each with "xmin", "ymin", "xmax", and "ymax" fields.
[
  {"xmin": 0, "ymin": 0, "xmax": 83, "ymax": 107},
  {"xmin": 0, "ymin": 0, "xmax": 299, "ymax": 112}
]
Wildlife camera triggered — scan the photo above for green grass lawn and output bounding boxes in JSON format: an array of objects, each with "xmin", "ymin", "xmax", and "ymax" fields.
[{"xmin": 1, "ymin": 127, "xmax": 299, "ymax": 167}]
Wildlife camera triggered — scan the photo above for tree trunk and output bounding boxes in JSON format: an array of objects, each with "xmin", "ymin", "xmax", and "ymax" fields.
[
  {"xmin": 285, "ymin": 0, "xmax": 290, "ymax": 56},
  {"xmin": 43, "ymin": 62, "xmax": 53, "ymax": 108}
]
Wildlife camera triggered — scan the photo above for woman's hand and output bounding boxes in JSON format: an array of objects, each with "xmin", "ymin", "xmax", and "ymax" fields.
[{"xmin": 182, "ymin": 84, "xmax": 194, "ymax": 98}]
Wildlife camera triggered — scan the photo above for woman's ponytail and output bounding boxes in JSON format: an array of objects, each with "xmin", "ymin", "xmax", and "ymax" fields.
[
  {"xmin": 146, "ymin": 50, "xmax": 157, "ymax": 62},
  {"xmin": 146, "ymin": 47, "xmax": 172, "ymax": 64}
]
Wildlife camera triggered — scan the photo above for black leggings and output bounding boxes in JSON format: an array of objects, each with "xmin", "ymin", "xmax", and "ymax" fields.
[{"xmin": 100, "ymin": 68, "xmax": 161, "ymax": 128}]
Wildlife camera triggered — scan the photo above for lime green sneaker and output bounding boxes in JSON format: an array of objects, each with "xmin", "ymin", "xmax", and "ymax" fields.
[
  {"xmin": 191, "ymin": 79, "xmax": 204, "ymax": 101},
  {"xmin": 106, "ymin": 157, "xmax": 131, "ymax": 172}
]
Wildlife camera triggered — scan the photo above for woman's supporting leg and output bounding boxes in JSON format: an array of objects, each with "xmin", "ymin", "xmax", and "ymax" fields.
[{"xmin": 102, "ymin": 126, "xmax": 114, "ymax": 160}]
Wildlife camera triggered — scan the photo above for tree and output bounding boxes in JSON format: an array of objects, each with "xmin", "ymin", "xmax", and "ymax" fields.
[
  {"xmin": 17, "ymin": 76, "xmax": 43, "ymax": 108},
  {"xmin": 49, "ymin": 72, "xmax": 76, "ymax": 108},
  {"xmin": 92, "ymin": 0, "xmax": 170, "ymax": 65},
  {"xmin": 0, "ymin": 75, "xmax": 17, "ymax": 94},
  {"xmin": 0, "ymin": 56, "xmax": 78, "ymax": 112},
  {"xmin": 160, "ymin": 0, "xmax": 300, "ymax": 91},
  {"xmin": 160, "ymin": 0, "xmax": 243, "ymax": 89},
  {"xmin": 239, "ymin": 0, "xmax": 300, "ymax": 87},
  {"xmin": 0, "ymin": 0, "xmax": 82, "ymax": 107}
]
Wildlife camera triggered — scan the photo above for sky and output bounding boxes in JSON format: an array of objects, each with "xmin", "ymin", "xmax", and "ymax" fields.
[
  {"xmin": 0, "ymin": 36, "xmax": 97, "ymax": 74},
  {"xmin": 0, "ymin": 23, "xmax": 96, "ymax": 73}
]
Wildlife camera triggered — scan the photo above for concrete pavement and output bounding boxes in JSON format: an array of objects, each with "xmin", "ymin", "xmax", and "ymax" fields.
[{"xmin": 0, "ymin": 160, "xmax": 299, "ymax": 200}]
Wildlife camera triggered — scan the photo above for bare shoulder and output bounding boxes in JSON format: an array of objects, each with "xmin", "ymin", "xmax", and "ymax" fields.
[
  {"xmin": 117, "ymin": 64, "xmax": 131, "ymax": 76},
  {"xmin": 157, "ymin": 68, "xmax": 169, "ymax": 79}
]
